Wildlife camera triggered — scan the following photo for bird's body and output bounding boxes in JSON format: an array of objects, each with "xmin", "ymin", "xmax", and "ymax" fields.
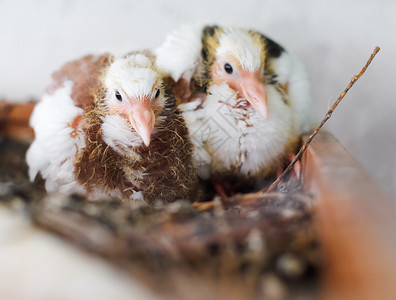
[
  {"xmin": 156, "ymin": 25, "xmax": 313, "ymax": 184},
  {"xmin": 27, "ymin": 52, "xmax": 198, "ymax": 204},
  {"xmin": 183, "ymin": 82, "xmax": 297, "ymax": 180}
]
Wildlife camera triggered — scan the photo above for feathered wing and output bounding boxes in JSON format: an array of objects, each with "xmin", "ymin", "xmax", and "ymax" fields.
[
  {"xmin": 271, "ymin": 51, "xmax": 314, "ymax": 135},
  {"xmin": 155, "ymin": 25, "xmax": 203, "ymax": 83},
  {"xmin": 49, "ymin": 54, "xmax": 113, "ymax": 108},
  {"xmin": 26, "ymin": 81, "xmax": 85, "ymax": 192},
  {"xmin": 288, "ymin": 55, "xmax": 314, "ymax": 134},
  {"xmin": 26, "ymin": 54, "xmax": 112, "ymax": 193}
]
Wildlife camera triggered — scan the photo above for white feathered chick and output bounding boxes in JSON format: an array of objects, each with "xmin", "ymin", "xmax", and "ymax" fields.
[{"xmin": 156, "ymin": 25, "xmax": 313, "ymax": 195}]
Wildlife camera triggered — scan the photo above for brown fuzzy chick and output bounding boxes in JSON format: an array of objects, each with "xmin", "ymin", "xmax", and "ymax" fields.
[{"xmin": 26, "ymin": 51, "xmax": 199, "ymax": 205}]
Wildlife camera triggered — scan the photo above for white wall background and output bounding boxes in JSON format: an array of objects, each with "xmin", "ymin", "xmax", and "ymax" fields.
[{"xmin": 1, "ymin": 0, "xmax": 395, "ymax": 196}]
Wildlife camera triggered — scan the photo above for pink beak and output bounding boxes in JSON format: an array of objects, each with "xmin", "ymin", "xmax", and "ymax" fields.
[
  {"xmin": 239, "ymin": 73, "xmax": 268, "ymax": 119},
  {"xmin": 128, "ymin": 98, "xmax": 155, "ymax": 146}
]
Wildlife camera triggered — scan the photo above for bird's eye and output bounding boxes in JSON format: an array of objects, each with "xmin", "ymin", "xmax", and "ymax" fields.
[
  {"xmin": 115, "ymin": 91, "xmax": 122, "ymax": 101},
  {"xmin": 155, "ymin": 89, "xmax": 160, "ymax": 99},
  {"xmin": 224, "ymin": 63, "xmax": 233, "ymax": 74}
]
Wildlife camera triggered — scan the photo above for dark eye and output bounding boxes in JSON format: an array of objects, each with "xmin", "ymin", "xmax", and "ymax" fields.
[
  {"xmin": 115, "ymin": 91, "xmax": 122, "ymax": 101},
  {"xmin": 155, "ymin": 89, "xmax": 160, "ymax": 98},
  {"xmin": 224, "ymin": 63, "xmax": 233, "ymax": 74}
]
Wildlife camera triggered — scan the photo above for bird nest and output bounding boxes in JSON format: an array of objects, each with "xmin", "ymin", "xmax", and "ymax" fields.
[{"xmin": 0, "ymin": 137, "xmax": 320, "ymax": 299}]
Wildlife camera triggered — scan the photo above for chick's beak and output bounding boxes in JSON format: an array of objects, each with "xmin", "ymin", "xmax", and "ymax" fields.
[
  {"xmin": 128, "ymin": 98, "xmax": 155, "ymax": 146},
  {"xmin": 239, "ymin": 73, "xmax": 268, "ymax": 119}
]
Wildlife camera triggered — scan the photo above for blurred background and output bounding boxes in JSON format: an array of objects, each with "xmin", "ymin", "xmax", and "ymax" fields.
[{"xmin": 1, "ymin": 0, "xmax": 395, "ymax": 196}]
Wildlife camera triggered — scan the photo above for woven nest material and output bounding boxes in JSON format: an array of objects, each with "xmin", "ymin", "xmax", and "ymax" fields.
[{"xmin": 0, "ymin": 137, "xmax": 321, "ymax": 299}]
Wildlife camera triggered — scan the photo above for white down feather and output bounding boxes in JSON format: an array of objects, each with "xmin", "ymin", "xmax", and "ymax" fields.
[
  {"xmin": 155, "ymin": 24, "xmax": 203, "ymax": 82},
  {"xmin": 26, "ymin": 81, "xmax": 85, "ymax": 193}
]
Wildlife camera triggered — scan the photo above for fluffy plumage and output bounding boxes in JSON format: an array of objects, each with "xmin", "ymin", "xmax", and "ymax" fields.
[
  {"xmin": 156, "ymin": 25, "xmax": 313, "ymax": 183},
  {"xmin": 27, "ymin": 52, "xmax": 198, "ymax": 205}
]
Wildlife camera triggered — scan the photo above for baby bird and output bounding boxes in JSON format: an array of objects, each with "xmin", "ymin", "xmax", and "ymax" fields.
[
  {"xmin": 156, "ymin": 25, "xmax": 313, "ymax": 193},
  {"xmin": 26, "ymin": 52, "xmax": 198, "ymax": 205}
]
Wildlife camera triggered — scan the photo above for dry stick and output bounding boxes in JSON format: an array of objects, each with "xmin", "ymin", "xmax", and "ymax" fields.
[{"xmin": 261, "ymin": 46, "xmax": 381, "ymax": 193}]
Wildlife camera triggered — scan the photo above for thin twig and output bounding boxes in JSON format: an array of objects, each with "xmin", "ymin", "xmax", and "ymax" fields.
[{"xmin": 261, "ymin": 46, "xmax": 380, "ymax": 193}]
